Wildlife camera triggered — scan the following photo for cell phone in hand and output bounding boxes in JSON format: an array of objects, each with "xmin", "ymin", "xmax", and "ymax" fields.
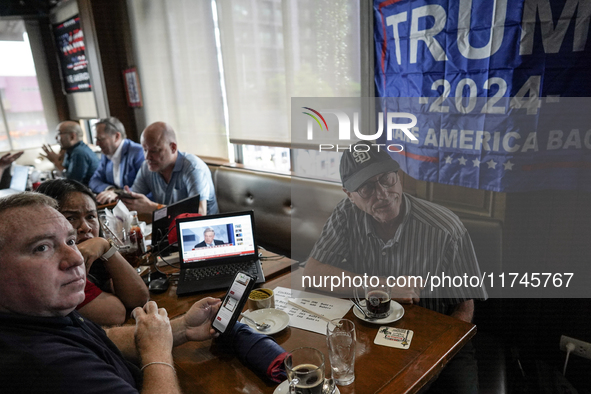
[
  {"xmin": 114, "ymin": 189, "xmax": 136, "ymax": 199},
  {"xmin": 212, "ymin": 272, "xmax": 257, "ymax": 335}
]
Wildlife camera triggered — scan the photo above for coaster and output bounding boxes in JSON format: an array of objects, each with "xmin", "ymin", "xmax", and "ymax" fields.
[{"xmin": 374, "ymin": 326, "xmax": 413, "ymax": 349}]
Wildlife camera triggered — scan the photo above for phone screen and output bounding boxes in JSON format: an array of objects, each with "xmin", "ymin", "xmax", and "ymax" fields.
[{"xmin": 212, "ymin": 272, "xmax": 256, "ymax": 334}]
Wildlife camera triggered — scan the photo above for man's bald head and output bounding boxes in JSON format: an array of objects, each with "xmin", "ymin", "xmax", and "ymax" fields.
[
  {"xmin": 57, "ymin": 121, "xmax": 83, "ymax": 139},
  {"xmin": 141, "ymin": 122, "xmax": 177, "ymax": 145},
  {"xmin": 140, "ymin": 122, "xmax": 178, "ymax": 175},
  {"xmin": 56, "ymin": 121, "xmax": 82, "ymax": 148}
]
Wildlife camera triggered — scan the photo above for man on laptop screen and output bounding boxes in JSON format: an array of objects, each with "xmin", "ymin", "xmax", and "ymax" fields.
[
  {"xmin": 179, "ymin": 216, "xmax": 254, "ymax": 263},
  {"xmin": 194, "ymin": 228, "xmax": 227, "ymax": 248},
  {"xmin": 175, "ymin": 211, "xmax": 264, "ymax": 295}
]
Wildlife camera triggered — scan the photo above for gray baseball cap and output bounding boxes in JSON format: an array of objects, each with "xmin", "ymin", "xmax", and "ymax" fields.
[{"xmin": 340, "ymin": 144, "xmax": 400, "ymax": 192}]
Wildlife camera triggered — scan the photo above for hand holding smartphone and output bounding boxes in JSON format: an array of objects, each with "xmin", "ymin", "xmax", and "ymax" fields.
[
  {"xmin": 114, "ymin": 189, "xmax": 137, "ymax": 199},
  {"xmin": 212, "ymin": 272, "xmax": 257, "ymax": 335}
]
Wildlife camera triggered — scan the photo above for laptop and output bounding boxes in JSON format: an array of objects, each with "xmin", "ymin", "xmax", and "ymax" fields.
[
  {"xmin": 175, "ymin": 210, "xmax": 265, "ymax": 295},
  {"xmin": 0, "ymin": 165, "xmax": 29, "ymax": 197},
  {"xmin": 151, "ymin": 194, "xmax": 200, "ymax": 255}
]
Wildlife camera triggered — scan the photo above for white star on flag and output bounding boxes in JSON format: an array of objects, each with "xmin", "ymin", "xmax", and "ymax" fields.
[
  {"xmin": 472, "ymin": 158, "xmax": 480, "ymax": 167},
  {"xmin": 487, "ymin": 159, "xmax": 497, "ymax": 169},
  {"xmin": 458, "ymin": 156, "xmax": 467, "ymax": 165},
  {"xmin": 444, "ymin": 156, "xmax": 453, "ymax": 164},
  {"xmin": 503, "ymin": 161, "xmax": 514, "ymax": 171}
]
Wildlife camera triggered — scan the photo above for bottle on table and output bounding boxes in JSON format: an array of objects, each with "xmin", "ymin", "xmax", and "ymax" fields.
[{"xmin": 123, "ymin": 211, "xmax": 146, "ymax": 267}]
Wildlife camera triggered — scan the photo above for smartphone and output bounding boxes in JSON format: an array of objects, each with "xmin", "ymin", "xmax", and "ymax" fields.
[
  {"xmin": 212, "ymin": 271, "xmax": 257, "ymax": 335},
  {"xmin": 114, "ymin": 189, "xmax": 136, "ymax": 199}
]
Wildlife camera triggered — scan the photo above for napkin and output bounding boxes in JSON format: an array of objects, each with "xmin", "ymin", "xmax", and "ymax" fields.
[{"xmin": 219, "ymin": 322, "xmax": 287, "ymax": 382}]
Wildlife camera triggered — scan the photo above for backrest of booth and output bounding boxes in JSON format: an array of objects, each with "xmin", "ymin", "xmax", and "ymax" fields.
[
  {"xmin": 214, "ymin": 166, "xmax": 293, "ymax": 256},
  {"xmin": 211, "ymin": 165, "xmax": 503, "ymax": 270}
]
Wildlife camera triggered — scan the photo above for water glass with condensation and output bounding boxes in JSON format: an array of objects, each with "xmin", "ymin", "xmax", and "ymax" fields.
[{"xmin": 327, "ymin": 318, "xmax": 356, "ymax": 386}]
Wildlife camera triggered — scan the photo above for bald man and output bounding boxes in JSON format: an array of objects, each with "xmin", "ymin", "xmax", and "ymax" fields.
[
  {"xmin": 42, "ymin": 121, "xmax": 99, "ymax": 185},
  {"xmin": 120, "ymin": 122, "xmax": 218, "ymax": 216}
]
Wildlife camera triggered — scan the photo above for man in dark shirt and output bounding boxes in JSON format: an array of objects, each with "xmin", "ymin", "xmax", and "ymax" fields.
[
  {"xmin": 41, "ymin": 121, "xmax": 99, "ymax": 185},
  {"xmin": 0, "ymin": 192, "xmax": 221, "ymax": 393}
]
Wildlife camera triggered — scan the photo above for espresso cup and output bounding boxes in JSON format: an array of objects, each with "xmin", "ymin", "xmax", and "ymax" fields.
[
  {"xmin": 285, "ymin": 347, "xmax": 326, "ymax": 394},
  {"xmin": 354, "ymin": 285, "xmax": 392, "ymax": 318},
  {"xmin": 247, "ymin": 288, "xmax": 275, "ymax": 311},
  {"xmin": 365, "ymin": 289, "xmax": 391, "ymax": 318}
]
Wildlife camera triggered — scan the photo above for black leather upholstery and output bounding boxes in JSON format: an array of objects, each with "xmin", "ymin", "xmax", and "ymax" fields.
[{"xmin": 215, "ymin": 166, "xmax": 293, "ymax": 256}]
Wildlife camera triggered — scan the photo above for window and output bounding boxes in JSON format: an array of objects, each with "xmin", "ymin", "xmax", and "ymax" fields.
[
  {"xmin": 292, "ymin": 149, "xmax": 341, "ymax": 182},
  {"xmin": 241, "ymin": 144, "xmax": 290, "ymax": 173},
  {"xmin": 222, "ymin": 0, "xmax": 362, "ymax": 173},
  {"xmin": 128, "ymin": 0, "xmax": 367, "ymax": 177},
  {"xmin": 220, "ymin": 0, "xmax": 361, "ymax": 147},
  {"xmin": 127, "ymin": 0, "xmax": 228, "ymax": 159},
  {"xmin": 0, "ymin": 20, "xmax": 51, "ymax": 151}
]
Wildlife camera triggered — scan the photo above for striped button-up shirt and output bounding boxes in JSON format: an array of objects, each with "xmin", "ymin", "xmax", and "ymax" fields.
[{"xmin": 310, "ymin": 193, "xmax": 487, "ymax": 315}]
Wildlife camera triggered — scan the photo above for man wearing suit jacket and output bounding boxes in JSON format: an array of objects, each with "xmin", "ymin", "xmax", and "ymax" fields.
[
  {"xmin": 89, "ymin": 117, "xmax": 145, "ymax": 204},
  {"xmin": 194, "ymin": 228, "xmax": 225, "ymax": 248}
]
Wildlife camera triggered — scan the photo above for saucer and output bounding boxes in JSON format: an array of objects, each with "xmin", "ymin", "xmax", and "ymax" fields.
[
  {"xmin": 240, "ymin": 308, "xmax": 289, "ymax": 335},
  {"xmin": 352, "ymin": 300, "xmax": 404, "ymax": 324},
  {"xmin": 273, "ymin": 380, "xmax": 341, "ymax": 394}
]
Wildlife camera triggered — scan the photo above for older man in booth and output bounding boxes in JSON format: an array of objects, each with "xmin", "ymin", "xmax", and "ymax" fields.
[{"xmin": 303, "ymin": 143, "xmax": 487, "ymax": 393}]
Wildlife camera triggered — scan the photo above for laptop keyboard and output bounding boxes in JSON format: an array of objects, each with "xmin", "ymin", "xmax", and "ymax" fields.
[{"xmin": 184, "ymin": 261, "xmax": 259, "ymax": 282}]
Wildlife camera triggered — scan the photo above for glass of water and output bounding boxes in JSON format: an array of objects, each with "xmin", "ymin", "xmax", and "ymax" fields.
[{"xmin": 326, "ymin": 318, "xmax": 356, "ymax": 386}]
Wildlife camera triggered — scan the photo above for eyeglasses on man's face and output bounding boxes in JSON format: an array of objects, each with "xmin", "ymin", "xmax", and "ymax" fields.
[
  {"xmin": 95, "ymin": 135, "xmax": 112, "ymax": 143},
  {"xmin": 55, "ymin": 131, "xmax": 72, "ymax": 140},
  {"xmin": 355, "ymin": 171, "xmax": 398, "ymax": 199}
]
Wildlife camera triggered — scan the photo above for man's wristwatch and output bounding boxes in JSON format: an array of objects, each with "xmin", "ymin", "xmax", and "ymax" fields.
[{"xmin": 100, "ymin": 239, "xmax": 119, "ymax": 261}]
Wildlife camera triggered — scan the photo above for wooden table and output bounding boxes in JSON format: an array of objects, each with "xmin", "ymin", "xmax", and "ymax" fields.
[
  {"xmin": 146, "ymin": 261, "xmax": 475, "ymax": 394},
  {"xmin": 146, "ymin": 251, "xmax": 297, "ymax": 317}
]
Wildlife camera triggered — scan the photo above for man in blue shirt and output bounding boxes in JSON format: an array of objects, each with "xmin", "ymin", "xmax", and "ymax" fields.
[
  {"xmin": 120, "ymin": 121, "xmax": 218, "ymax": 215},
  {"xmin": 41, "ymin": 121, "xmax": 99, "ymax": 185},
  {"xmin": 88, "ymin": 117, "xmax": 145, "ymax": 204}
]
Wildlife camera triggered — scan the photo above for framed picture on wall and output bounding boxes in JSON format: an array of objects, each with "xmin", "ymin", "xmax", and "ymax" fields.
[{"xmin": 123, "ymin": 67, "xmax": 142, "ymax": 107}]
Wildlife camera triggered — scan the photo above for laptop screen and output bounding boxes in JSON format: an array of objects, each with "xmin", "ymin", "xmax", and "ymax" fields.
[
  {"xmin": 177, "ymin": 211, "xmax": 256, "ymax": 265},
  {"xmin": 10, "ymin": 165, "xmax": 29, "ymax": 191}
]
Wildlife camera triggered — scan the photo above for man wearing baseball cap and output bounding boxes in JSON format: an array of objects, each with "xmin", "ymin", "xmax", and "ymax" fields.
[{"xmin": 304, "ymin": 143, "xmax": 486, "ymax": 393}]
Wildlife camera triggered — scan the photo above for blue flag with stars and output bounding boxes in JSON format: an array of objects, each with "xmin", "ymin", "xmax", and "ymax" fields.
[{"xmin": 374, "ymin": 0, "xmax": 591, "ymax": 192}]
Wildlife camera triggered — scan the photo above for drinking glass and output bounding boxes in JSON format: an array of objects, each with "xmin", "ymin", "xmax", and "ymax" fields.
[
  {"xmin": 327, "ymin": 318, "xmax": 356, "ymax": 385},
  {"xmin": 285, "ymin": 347, "xmax": 325, "ymax": 394}
]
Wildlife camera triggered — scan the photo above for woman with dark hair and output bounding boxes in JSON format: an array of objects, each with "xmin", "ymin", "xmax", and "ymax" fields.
[{"xmin": 37, "ymin": 179, "xmax": 148, "ymax": 326}]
